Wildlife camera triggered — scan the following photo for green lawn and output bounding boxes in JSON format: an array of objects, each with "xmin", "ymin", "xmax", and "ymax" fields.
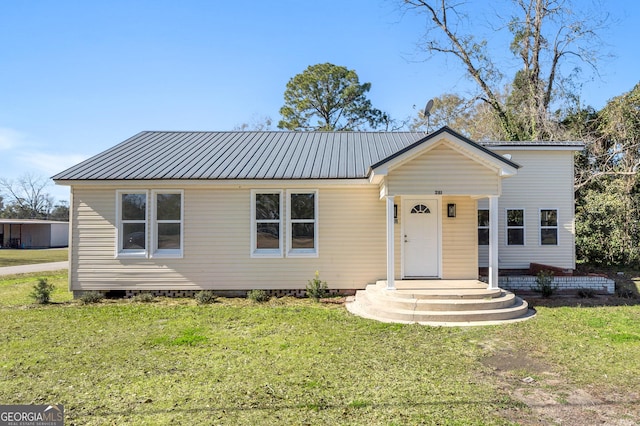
[
  {"xmin": 1, "ymin": 272, "xmax": 639, "ymax": 425},
  {"xmin": 0, "ymin": 248, "xmax": 68, "ymax": 267}
]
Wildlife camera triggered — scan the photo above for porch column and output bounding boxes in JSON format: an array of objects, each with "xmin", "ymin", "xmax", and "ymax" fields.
[
  {"xmin": 488, "ymin": 196, "xmax": 499, "ymax": 289},
  {"xmin": 386, "ymin": 195, "xmax": 395, "ymax": 290}
]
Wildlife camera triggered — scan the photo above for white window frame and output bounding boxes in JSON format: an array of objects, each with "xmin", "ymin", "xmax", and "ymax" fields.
[
  {"xmin": 539, "ymin": 208, "xmax": 559, "ymax": 246},
  {"xmin": 251, "ymin": 190, "xmax": 283, "ymax": 258},
  {"xmin": 151, "ymin": 190, "xmax": 184, "ymax": 258},
  {"xmin": 116, "ymin": 190, "xmax": 148, "ymax": 258},
  {"xmin": 506, "ymin": 208, "xmax": 525, "ymax": 246},
  {"xmin": 287, "ymin": 189, "xmax": 319, "ymax": 258},
  {"xmin": 477, "ymin": 209, "xmax": 489, "ymax": 246}
]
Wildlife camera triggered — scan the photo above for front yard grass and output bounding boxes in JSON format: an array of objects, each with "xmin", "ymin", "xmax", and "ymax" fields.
[
  {"xmin": 1, "ymin": 272, "xmax": 639, "ymax": 425},
  {"xmin": 0, "ymin": 248, "xmax": 68, "ymax": 267}
]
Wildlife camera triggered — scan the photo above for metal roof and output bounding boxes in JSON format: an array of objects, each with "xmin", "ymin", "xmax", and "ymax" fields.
[
  {"xmin": 52, "ymin": 128, "xmax": 581, "ymax": 181},
  {"xmin": 53, "ymin": 131, "xmax": 430, "ymax": 180}
]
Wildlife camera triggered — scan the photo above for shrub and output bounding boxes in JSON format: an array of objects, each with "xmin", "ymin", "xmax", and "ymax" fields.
[
  {"xmin": 531, "ymin": 270, "xmax": 557, "ymax": 298},
  {"xmin": 247, "ymin": 289, "xmax": 269, "ymax": 303},
  {"xmin": 30, "ymin": 278, "xmax": 55, "ymax": 304},
  {"xmin": 616, "ymin": 287, "xmax": 636, "ymax": 299},
  {"xmin": 306, "ymin": 271, "xmax": 328, "ymax": 301},
  {"xmin": 576, "ymin": 288, "xmax": 597, "ymax": 299},
  {"xmin": 80, "ymin": 291, "xmax": 104, "ymax": 304},
  {"xmin": 132, "ymin": 292, "xmax": 155, "ymax": 303},
  {"xmin": 195, "ymin": 290, "xmax": 217, "ymax": 305}
]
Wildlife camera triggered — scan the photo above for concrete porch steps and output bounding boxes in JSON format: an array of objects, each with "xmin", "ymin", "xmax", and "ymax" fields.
[{"xmin": 345, "ymin": 280, "xmax": 535, "ymax": 326}]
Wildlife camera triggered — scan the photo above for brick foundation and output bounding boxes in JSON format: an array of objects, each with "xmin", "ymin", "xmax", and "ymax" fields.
[
  {"xmin": 493, "ymin": 275, "xmax": 615, "ymax": 294},
  {"xmin": 73, "ymin": 288, "xmax": 356, "ymax": 299}
]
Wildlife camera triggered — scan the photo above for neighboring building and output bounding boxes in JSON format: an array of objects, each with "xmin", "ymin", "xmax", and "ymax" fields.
[
  {"xmin": 0, "ymin": 219, "xmax": 69, "ymax": 249},
  {"xmin": 52, "ymin": 127, "xmax": 584, "ymax": 298}
]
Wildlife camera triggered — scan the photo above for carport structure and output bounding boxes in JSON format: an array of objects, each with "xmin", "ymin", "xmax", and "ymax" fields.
[{"xmin": 0, "ymin": 219, "xmax": 69, "ymax": 249}]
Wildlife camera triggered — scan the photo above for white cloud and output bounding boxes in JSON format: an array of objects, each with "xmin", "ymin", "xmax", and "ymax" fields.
[{"xmin": 0, "ymin": 127, "xmax": 26, "ymax": 150}]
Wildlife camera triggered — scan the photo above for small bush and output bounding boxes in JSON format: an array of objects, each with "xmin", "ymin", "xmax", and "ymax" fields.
[
  {"xmin": 195, "ymin": 290, "xmax": 217, "ymax": 305},
  {"xmin": 132, "ymin": 292, "xmax": 155, "ymax": 303},
  {"xmin": 576, "ymin": 288, "xmax": 597, "ymax": 299},
  {"xmin": 306, "ymin": 271, "xmax": 328, "ymax": 301},
  {"xmin": 247, "ymin": 289, "xmax": 270, "ymax": 303},
  {"xmin": 30, "ymin": 278, "xmax": 55, "ymax": 304},
  {"xmin": 80, "ymin": 291, "xmax": 104, "ymax": 304},
  {"xmin": 531, "ymin": 270, "xmax": 557, "ymax": 298},
  {"xmin": 616, "ymin": 287, "xmax": 636, "ymax": 299}
]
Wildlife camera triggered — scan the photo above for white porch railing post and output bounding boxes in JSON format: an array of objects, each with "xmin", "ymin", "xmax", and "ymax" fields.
[
  {"xmin": 488, "ymin": 195, "xmax": 499, "ymax": 289},
  {"xmin": 386, "ymin": 195, "xmax": 396, "ymax": 290}
]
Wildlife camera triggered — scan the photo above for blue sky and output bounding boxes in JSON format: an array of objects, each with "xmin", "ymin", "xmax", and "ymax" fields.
[{"xmin": 1, "ymin": 0, "xmax": 638, "ymax": 202}]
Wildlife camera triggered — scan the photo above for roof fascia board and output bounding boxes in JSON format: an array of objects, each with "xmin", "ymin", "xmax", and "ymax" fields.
[
  {"xmin": 54, "ymin": 178, "xmax": 373, "ymax": 188},
  {"xmin": 370, "ymin": 126, "xmax": 520, "ymax": 172},
  {"xmin": 486, "ymin": 145, "xmax": 583, "ymax": 151},
  {"xmin": 370, "ymin": 129, "xmax": 518, "ymax": 178}
]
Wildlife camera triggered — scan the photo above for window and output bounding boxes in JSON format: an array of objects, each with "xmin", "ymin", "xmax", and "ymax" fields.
[
  {"xmin": 117, "ymin": 190, "xmax": 184, "ymax": 258},
  {"xmin": 288, "ymin": 190, "xmax": 318, "ymax": 256},
  {"xmin": 411, "ymin": 204, "xmax": 430, "ymax": 214},
  {"xmin": 118, "ymin": 191, "xmax": 147, "ymax": 257},
  {"xmin": 540, "ymin": 209, "xmax": 558, "ymax": 245},
  {"xmin": 478, "ymin": 209, "xmax": 489, "ymax": 245},
  {"xmin": 153, "ymin": 191, "xmax": 183, "ymax": 257},
  {"xmin": 252, "ymin": 190, "xmax": 283, "ymax": 257},
  {"xmin": 506, "ymin": 209, "xmax": 525, "ymax": 245}
]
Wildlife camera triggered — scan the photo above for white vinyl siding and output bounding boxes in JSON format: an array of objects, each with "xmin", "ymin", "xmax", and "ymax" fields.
[
  {"xmin": 386, "ymin": 143, "xmax": 500, "ymax": 196},
  {"xmin": 478, "ymin": 150, "xmax": 576, "ymax": 269},
  {"xmin": 441, "ymin": 196, "xmax": 478, "ymax": 279},
  {"xmin": 69, "ymin": 185, "xmax": 386, "ymax": 291}
]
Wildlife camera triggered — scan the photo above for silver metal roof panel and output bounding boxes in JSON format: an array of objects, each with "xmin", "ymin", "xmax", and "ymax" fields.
[{"xmin": 52, "ymin": 128, "xmax": 580, "ymax": 181}]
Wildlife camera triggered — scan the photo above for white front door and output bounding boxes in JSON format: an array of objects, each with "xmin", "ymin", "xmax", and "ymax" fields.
[{"xmin": 403, "ymin": 199, "xmax": 439, "ymax": 277}]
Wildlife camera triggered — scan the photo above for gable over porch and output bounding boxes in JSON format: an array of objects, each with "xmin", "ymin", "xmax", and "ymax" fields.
[{"xmin": 368, "ymin": 127, "xmax": 519, "ymax": 291}]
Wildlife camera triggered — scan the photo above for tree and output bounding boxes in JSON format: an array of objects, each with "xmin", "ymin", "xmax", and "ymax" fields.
[
  {"xmin": 49, "ymin": 201, "xmax": 70, "ymax": 221},
  {"xmin": 571, "ymin": 84, "xmax": 640, "ymax": 266},
  {"xmin": 0, "ymin": 174, "xmax": 55, "ymax": 219},
  {"xmin": 411, "ymin": 93, "xmax": 504, "ymax": 140},
  {"xmin": 278, "ymin": 63, "xmax": 389, "ymax": 131},
  {"xmin": 233, "ymin": 114, "xmax": 274, "ymax": 131},
  {"xmin": 403, "ymin": 0, "xmax": 607, "ymax": 140},
  {"xmin": 575, "ymin": 179, "xmax": 640, "ymax": 266}
]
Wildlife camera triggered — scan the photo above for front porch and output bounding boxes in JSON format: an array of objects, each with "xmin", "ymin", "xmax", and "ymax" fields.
[{"xmin": 346, "ymin": 280, "xmax": 535, "ymax": 326}]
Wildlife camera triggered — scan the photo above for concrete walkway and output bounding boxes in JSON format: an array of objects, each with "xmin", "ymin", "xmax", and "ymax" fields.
[{"xmin": 0, "ymin": 261, "xmax": 68, "ymax": 276}]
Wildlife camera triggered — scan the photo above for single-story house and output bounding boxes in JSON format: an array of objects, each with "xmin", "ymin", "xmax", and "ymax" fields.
[
  {"xmin": 0, "ymin": 219, "xmax": 69, "ymax": 249},
  {"xmin": 54, "ymin": 127, "xmax": 600, "ymax": 323}
]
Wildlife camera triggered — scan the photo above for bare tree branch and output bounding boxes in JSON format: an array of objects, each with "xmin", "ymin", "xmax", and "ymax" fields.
[{"xmin": 0, "ymin": 174, "xmax": 54, "ymax": 219}]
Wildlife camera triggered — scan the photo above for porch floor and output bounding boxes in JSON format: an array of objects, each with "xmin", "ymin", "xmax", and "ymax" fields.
[{"xmin": 346, "ymin": 280, "xmax": 535, "ymax": 326}]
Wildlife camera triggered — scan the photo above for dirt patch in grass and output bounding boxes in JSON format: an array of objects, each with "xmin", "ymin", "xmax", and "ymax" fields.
[{"xmin": 482, "ymin": 346, "xmax": 640, "ymax": 425}]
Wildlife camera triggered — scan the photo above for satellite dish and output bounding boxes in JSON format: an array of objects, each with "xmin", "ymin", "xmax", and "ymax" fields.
[
  {"xmin": 423, "ymin": 99, "xmax": 434, "ymax": 118},
  {"xmin": 421, "ymin": 99, "xmax": 434, "ymax": 132}
]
